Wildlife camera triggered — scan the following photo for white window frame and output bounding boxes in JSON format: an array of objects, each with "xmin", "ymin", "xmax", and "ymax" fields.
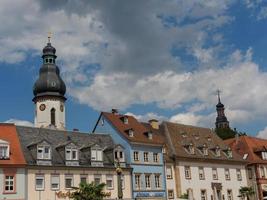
[
  {"xmin": 91, "ymin": 148, "xmax": 103, "ymax": 161},
  {"xmin": 199, "ymin": 167, "xmax": 205, "ymax": 180},
  {"xmin": 144, "ymin": 152, "xmax": 149, "ymax": 162},
  {"xmin": 0, "ymin": 142, "xmax": 9, "ymax": 159},
  {"xmin": 106, "ymin": 175, "xmax": 113, "ymax": 189},
  {"xmin": 154, "ymin": 174, "xmax": 161, "ymax": 188},
  {"xmin": 225, "ymin": 169, "xmax": 231, "ymax": 180},
  {"xmin": 4, "ymin": 175, "xmax": 14, "ymax": 192},
  {"xmin": 135, "ymin": 174, "xmax": 141, "ymax": 189},
  {"xmin": 115, "ymin": 150, "xmax": 125, "ymax": 162},
  {"xmin": 166, "ymin": 166, "xmax": 173, "ymax": 179},
  {"xmin": 133, "ymin": 151, "xmax": 139, "ymax": 161},
  {"xmin": 51, "ymin": 174, "xmax": 60, "ymax": 190},
  {"xmin": 261, "ymin": 166, "xmax": 266, "ymax": 178},
  {"xmin": 65, "ymin": 146, "xmax": 78, "ymax": 161},
  {"xmin": 185, "ymin": 166, "xmax": 191, "ymax": 179},
  {"xmin": 262, "ymin": 152, "xmax": 267, "ymax": 160},
  {"xmin": 153, "ymin": 153, "xmax": 159, "ymax": 163},
  {"xmin": 236, "ymin": 169, "xmax": 242, "ymax": 181},
  {"xmin": 94, "ymin": 174, "xmax": 102, "ymax": 184},
  {"xmin": 212, "ymin": 168, "xmax": 218, "ymax": 180},
  {"xmin": 35, "ymin": 174, "xmax": 45, "ymax": 190},
  {"xmin": 145, "ymin": 174, "xmax": 151, "ymax": 189},
  {"xmin": 37, "ymin": 145, "xmax": 51, "ymax": 160}
]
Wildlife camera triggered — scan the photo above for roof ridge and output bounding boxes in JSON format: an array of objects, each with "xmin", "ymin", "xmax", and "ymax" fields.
[{"xmin": 163, "ymin": 120, "xmax": 212, "ymax": 130}]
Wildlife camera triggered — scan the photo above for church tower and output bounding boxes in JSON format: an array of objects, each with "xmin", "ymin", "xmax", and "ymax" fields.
[
  {"xmin": 215, "ymin": 90, "xmax": 229, "ymax": 129},
  {"xmin": 33, "ymin": 36, "xmax": 66, "ymax": 130}
]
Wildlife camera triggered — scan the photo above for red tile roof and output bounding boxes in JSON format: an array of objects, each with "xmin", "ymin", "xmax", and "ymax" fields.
[
  {"xmin": 0, "ymin": 124, "xmax": 26, "ymax": 166},
  {"xmin": 225, "ymin": 135, "xmax": 267, "ymax": 164},
  {"xmin": 101, "ymin": 112, "xmax": 164, "ymax": 145}
]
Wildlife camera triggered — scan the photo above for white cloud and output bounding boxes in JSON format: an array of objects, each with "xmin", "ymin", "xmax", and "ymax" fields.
[
  {"xmin": 257, "ymin": 126, "xmax": 267, "ymax": 139},
  {"xmin": 4, "ymin": 119, "xmax": 33, "ymax": 127}
]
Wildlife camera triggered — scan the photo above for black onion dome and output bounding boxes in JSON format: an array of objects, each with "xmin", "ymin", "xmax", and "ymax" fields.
[
  {"xmin": 216, "ymin": 101, "xmax": 224, "ymax": 108},
  {"xmin": 42, "ymin": 42, "xmax": 56, "ymax": 58},
  {"xmin": 33, "ymin": 41, "xmax": 66, "ymax": 101}
]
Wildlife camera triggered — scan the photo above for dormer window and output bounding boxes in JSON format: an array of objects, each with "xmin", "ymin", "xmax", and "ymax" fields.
[
  {"xmin": 148, "ymin": 132, "xmax": 152, "ymax": 140},
  {"xmin": 215, "ymin": 147, "xmax": 220, "ymax": 157},
  {"xmin": 65, "ymin": 146, "xmax": 78, "ymax": 161},
  {"xmin": 91, "ymin": 148, "xmax": 103, "ymax": 161},
  {"xmin": 189, "ymin": 144, "xmax": 194, "ymax": 154},
  {"xmin": 203, "ymin": 145, "xmax": 208, "ymax": 156},
  {"xmin": 262, "ymin": 152, "xmax": 267, "ymax": 160},
  {"xmin": 114, "ymin": 150, "xmax": 125, "ymax": 163},
  {"xmin": 37, "ymin": 145, "xmax": 51, "ymax": 160},
  {"xmin": 0, "ymin": 140, "xmax": 9, "ymax": 159},
  {"xmin": 121, "ymin": 116, "xmax": 128, "ymax": 124},
  {"xmin": 225, "ymin": 148, "xmax": 233, "ymax": 158},
  {"xmin": 126, "ymin": 129, "xmax": 134, "ymax": 137}
]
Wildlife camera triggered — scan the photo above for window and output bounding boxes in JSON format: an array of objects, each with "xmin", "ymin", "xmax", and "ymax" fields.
[
  {"xmin": 4, "ymin": 175, "xmax": 14, "ymax": 192},
  {"xmin": 115, "ymin": 150, "xmax": 124, "ymax": 162},
  {"xmin": 145, "ymin": 174, "xmax": 151, "ymax": 188},
  {"xmin": 0, "ymin": 143, "xmax": 9, "ymax": 159},
  {"xmin": 215, "ymin": 147, "xmax": 220, "ymax": 157},
  {"xmin": 236, "ymin": 169, "xmax": 242, "ymax": 181},
  {"xmin": 260, "ymin": 166, "xmax": 265, "ymax": 178},
  {"xmin": 185, "ymin": 166, "xmax": 191, "ymax": 179},
  {"xmin": 80, "ymin": 175, "xmax": 87, "ymax": 184},
  {"xmin": 227, "ymin": 189, "xmax": 233, "ymax": 200},
  {"xmin": 148, "ymin": 132, "xmax": 153, "ymax": 140},
  {"xmin": 262, "ymin": 152, "xmax": 267, "ymax": 160},
  {"xmin": 153, "ymin": 153, "xmax": 159, "ymax": 163},
  {"xmin": 50, "ymin": 108, "xmax": 56, "ymax": 126},
  {"xmin": 201, "ymin": 190, "xmax": 207, "ymax": 200},
  {"xmin": 199, "ymin": 167, "xmax": 205, "ymax": 180},
  {"xmin": 121, "ymin": 116, "xmax": 128, "ymax": 124},
  {"xmin": 65, "ymin": 175, "xmax": 73, "ymax": 189},
  {"xmin": 225, "ymin": 169, "xmax": 230, "ymax": 180},
  {"xmin": 168, "ymin": 190, "xmax": 174, "ymax": 199},
  {"xmin": 65, "ymin": 146, "xmax": 78, "ymax": 160},
  {"xmin": 37, "ymin": 145, "xmax": 51, "ymax": 160},
  {"xmin": 135, "ymin": 174, "xmax": 141, "ymax": 189},
  {"xmin": 35, "ymin": 174, "xmax": 45, "ymax": 190},
  {"xmin": 94, "ymin": 175, "xmax": 101, "ymax": 184},
  {"xmin": 189, "ymin": 144, "xmax": 194, "ymax": 154},
  {"xmin": 144, "ymin": 152, "xmax": 149, "ymax": 162},
  {"xmin": 212, "ymin": 168, "xmax": 218, "ymax": 180},
  {"xmin": 128, "ymin": 129, "xmax": 134, "ymax": 137},
  {"xmin": 203, "ymin": 147, "xmax": 208, "ymax": 156},
  {"xmin": 133, "ymin": 151, "xmax": 139, "ymax": 161},
  {"xmin": 226, "ymin": 149, "xmax": 233, "ymax": 158},
  {"xmin": 106, "ymin": 175, "xmax": 113, "ymax": 189},
  {"xmin": 51, "ymin": 175, "xmax": 60, "ymax": 190},
  {"xmin": 154, "ymin": 174, "xmax": 160, "ymax": 188},
  {"xmin": 248, "ymin": 168, "xmax": 253, "ymax": 179},
  {"xmin": 121, "ymin": 175, "xmax": 125, "ymax": 189},
  {"xmin": 166, "ymin": 166, "xmax": 173, "ymax": 179},
  {"xmin": 91, "ymin": 148, "xmax": 103, "ymax": 161}
]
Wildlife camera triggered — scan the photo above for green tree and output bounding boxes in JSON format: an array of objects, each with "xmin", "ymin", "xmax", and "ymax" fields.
[
  {"xmin": 215, "ymin": 127, "xmax": 237, "ymax": 140},
  {"xmin": 239, "ymin": 186, "xmax": 255, "ymax": 200},
  {"xmin": 70, "ymin": 182, "xmax": 109, "ymax": 200}
]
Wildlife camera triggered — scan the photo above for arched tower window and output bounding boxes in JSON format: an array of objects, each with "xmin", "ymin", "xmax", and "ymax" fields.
[{"xmin": 51, "ymin": 108, "xmax": 56, "ymax": 126}]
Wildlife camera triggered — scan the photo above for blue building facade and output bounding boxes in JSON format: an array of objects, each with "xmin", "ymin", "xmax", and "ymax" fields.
[{"xmin": 93, "ymin": 111, "xmax": 166, "ymax": 199}]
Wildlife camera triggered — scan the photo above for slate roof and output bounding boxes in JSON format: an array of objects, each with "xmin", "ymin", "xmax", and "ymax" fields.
[
  {"xmin": 225, "ymin": 135, "xmax": 267, "ymax": 164},
  {"xmin": 95, "ymin": 112, "xmax": 164, "ymax": 146},
  {"xmin": 161, "ymin": 121, "xmax": 246, "ymax": 163},
  {"xmin": 16, "ymin": 126, "xmax": 115, "ymax": 167},
  {"xmin": 0, "ymin": 124, "xmax": 26, "ymax": 166}
]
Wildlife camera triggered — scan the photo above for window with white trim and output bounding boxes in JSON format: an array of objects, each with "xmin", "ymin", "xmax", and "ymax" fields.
[
  {"xmin": 260, "ymin": 166, "xmax": 265, "ymax": 178},
  {"xmin": 114, "ymin": 150, "xmax": 125, "ymax": 162},
  {"xmin": 236, "ymin": 169, "xmax": 242, "ymax": 181},
  {"xmin": 133, "ymin": 151, "xmax": 139, "ymax": 161},
  {"xmin": 37, "ymin": 145, "xmax": 51, "ymax": 160},
  {"xmin": 153, "ymin": 153, "xmax": 159, "ymax": 163},
  {"xmin": 185, "ymin": 166, "xmax": 191, "ymax": 179},
  {"xmin": 91, "ymin": 148, "xmax": 103, "ymax": 161},
  {"xmin": 144, "ymin": 152, "xmax": 149, "ymax": 162},
  {"xmin": 154, "ymin": 174, "xmax": 160, "ymax": 188},
  {"xmin": 166, "ymin": 166, "xmax": 172, "ymax": 179},
  {"xmin": 199, "ymin": 167, "xmax": 205, "ymax": 180},
  {"xmin": 51, "ymin": 175, "xmax": 60, "ymax": 190},
  {"xmin": 94, "ymin": 175, "xmax": 101, "ymax": 184},
  {"xmin": 145, "ymin": 174, "xmax": 151, "ymax": 189},
  {"xmin": 106, "ymin": 175, "xmax": 113, "ymax": 189},
  {"xmin": 65, "ymin": 175, "xmax": 73, "ymax": 189},
  {"xmin": 65, "ymin": 146, "xmax": 78, "ymax": 160},
  {"xmin": 262, "ymin": 152, "xmax": 267, "ymax": 160},
  {"xmin": 212, "ymin": 168, "xmax": 218, "ymax": 180},
  {"xmin": 135, "ymin": 174, "xmax": 141, "ymax": 189},
  {"xmin": 35, "ymin": 174, "xmax": 45, "ymax": 190},
  {"xmin": 5, "ymin": 175, "xmax": 14, "ymax": 192},
  {"xmin": 0, "ymin": 140, "xmax": 9, "ymax": 159},
  {"xmin": 225, "ymin": 169, "xmax": 230, "ymax": 180}
]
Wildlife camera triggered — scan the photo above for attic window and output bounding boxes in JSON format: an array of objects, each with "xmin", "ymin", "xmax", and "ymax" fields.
[
  {"xmin": 65, "ymin": 146, "xmax": 78, "ymax": 161},
  {"xmin": 189, "ymin": 144, "xmax": 194, "ymax": 154},
  {"xmin": 0, "ymin": 140, "xmax": 9, "ymax": 159},
  {"xmin": 121, "ymin": 116, "xmax": 128, "ymax": 124},
  {"xmin": 126, "ymin": 129, "xmax": 134, "ymax": 137},
  {"xmin": 148, "ymin": 132, "xmax": 152, "ymax": 140},
  {"xmin": 215, "ymin": 147, "xmax": 220, "ymax": 157},
  {"xmin": 91, "ymin": 147, "xmax": 103, "ymax": 161},
  {"xmin": 37, "ymin": 145, "xmax": 51, "ymax": 160},
  {"xmin": 225, "ymin": 148, "xmax": 233, "ymax": 158},
  {"xmin": 207, "ymin": 137, "xmax": 212, "ymax": 142},
  {"xmin": 262, "ymin": 152, "xmax": 267, "ymax": 160},
  {"xmin": 202, "ymin": 145, "xmax": 208, "ymax": 156}
]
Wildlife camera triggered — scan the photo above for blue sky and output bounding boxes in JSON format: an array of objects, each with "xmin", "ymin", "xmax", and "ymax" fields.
[{"xmin": 2, "ymin": 0, "xmax": 267, "ymax": 137}]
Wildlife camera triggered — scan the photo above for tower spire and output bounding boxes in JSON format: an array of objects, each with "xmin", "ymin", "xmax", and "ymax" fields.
[
  {"xmin": 48, "ymin": 31, "xmax": 52, "ymax": 43},
  {"xmin": 215, "ymin": 90, "xmax": 229, "ymax": 129}
]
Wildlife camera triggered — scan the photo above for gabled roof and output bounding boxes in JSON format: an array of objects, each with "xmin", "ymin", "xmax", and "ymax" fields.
[
  {"xmin": 95, "ymin": 112, "xmax": 164, "ymax": 146},
  {"xmin": 0, "ymin": 124, "xmax": 26, "ymax": 166},
  {"xmin": 16, "ymin": 126, "xmax": 115, "ymax": 167},
  {"xmin": 225, "ymin": 135, "xmax": 267, "ymax": 164},
  {"xmin": 161, "ymin": 121, "xmax": 245, "ymax": 163}
]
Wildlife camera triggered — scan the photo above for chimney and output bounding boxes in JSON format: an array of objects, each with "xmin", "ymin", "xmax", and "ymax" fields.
[
  {"xmin": 73, "ymin": 128, "xmax": 79, "ymax": 132},
  {"xmin": 149, "ymin": 119, "xmax": 159, "ymax": 130},
  {"xmin": 111, "ymin": 108, "xmax": 118, "ymax": 114}
]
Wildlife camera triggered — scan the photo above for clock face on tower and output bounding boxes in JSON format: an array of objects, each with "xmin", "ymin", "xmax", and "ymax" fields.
[{"xmin": 39, "ymin": 104, "xmax": 46, "ymax": 111}]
